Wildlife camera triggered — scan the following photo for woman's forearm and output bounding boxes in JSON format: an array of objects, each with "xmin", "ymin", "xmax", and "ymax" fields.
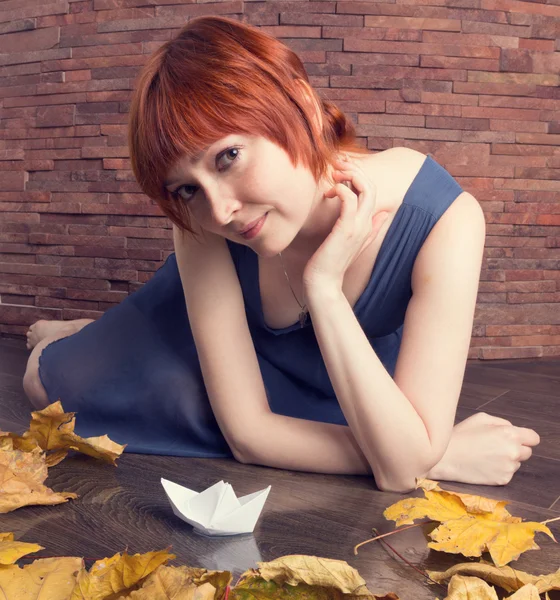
[
  {"xmin": 302, "ymin": 286, "xmax": 438, "ymax": 491},
  {"xmin": 239, "ymin": 412, "xmax": 372, "ymax": 476}
]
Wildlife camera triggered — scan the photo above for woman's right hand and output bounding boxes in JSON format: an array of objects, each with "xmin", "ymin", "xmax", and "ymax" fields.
[{"xmin": 427, "ymin": 412, "xmax": 540, "ymax": 486}]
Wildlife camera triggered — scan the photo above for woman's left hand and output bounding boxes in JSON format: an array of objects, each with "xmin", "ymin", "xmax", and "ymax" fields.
[{"xmin": 302, "ymin": 156, "xmax": 390, "ymax": 292}]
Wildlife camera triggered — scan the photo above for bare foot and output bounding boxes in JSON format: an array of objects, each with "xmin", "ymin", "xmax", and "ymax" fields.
[{"xmin": 26, "ymin": 319, "xmax": 84, "ymax": 350}]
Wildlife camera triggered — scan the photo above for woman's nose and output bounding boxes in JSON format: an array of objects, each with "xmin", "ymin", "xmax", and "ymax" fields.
[{"xmin": 204, "ymin": 185, "xmax": 241, "ymax": 227}]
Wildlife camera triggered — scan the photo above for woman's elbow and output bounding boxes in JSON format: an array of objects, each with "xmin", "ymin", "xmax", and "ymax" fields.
[
  {"xmin": 373, "ymin": 457, "xmax": 439, "ymax": 493},
  {"xmin": 229, "ymin": 436, "xmax": 255, "ymax": 465},
  {"xmin": 375, "ymin": 474, "xmax": 416, "ymax": 494}
]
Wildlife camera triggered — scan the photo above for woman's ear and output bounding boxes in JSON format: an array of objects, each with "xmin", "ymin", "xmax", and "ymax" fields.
[{"xmin": 293, "ymin": 78, "xmax": 323, "ymax": 135}]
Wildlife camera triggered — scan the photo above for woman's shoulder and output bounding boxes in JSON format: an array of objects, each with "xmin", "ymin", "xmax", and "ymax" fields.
[{"xmin": 356, "ymin": 146, "xmax": 428, "ymax": 214}]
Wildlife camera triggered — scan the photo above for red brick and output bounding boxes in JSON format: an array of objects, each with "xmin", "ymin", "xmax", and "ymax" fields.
[
  {"xmin": 0, "ymin": 27, "xmax": 61, "ymax": 54},
  {"xmin": 36, "ymin": 105, "xmax": 75, "ymax": 128},
  {"xmin": 4, "ymin": 93, "xmax": 86, "ymax": 109},
  {"xmin": 493, "ymin": 144, "xmax": 559, "ymax": 156},
  {"xmin": 463, "ymin": 106, "xmax": 542, "ymax": 120},
  {"xmin": 65, "ymin": 70, "xmax": 92, "ymax": 82},
  {"xmin": 0, "ymin": 2, "xmax": 68, "ymax": 24},
  {"xmin": 1, "ymin": 305, "xmax": 62, "ymax": 325},
  {"xmin": 154, "ymin": 1, "xmax": 243, "ymax": 18},
  {"xmin": 36, "ymin": 296, "xmax": 99, "ymax": 310},
  {"xmin": 365, "ymin": 15, "xmax": 460, "ymax": 31},
  {"xmin": 96, "ymin": 7, "xmax": 154, "ymax": 21},
  {"xmin": 490, "ymin": 120, "xmax": 547, "ymax": 134},
  {"xmin": 480, "ymin": 347, "xmax": 544, "ymax": 359},
  {"xmin": 500, "ymin": 49, "xmax": 534, "ymax": 73},
  {"xmin": 470, "ymin": 336, "xmax": 512, "ymax": 347},
  {"xmin": 479, "ymin": 92, "xmax": 560, "ymax": 110},
  {"xmin": 72, "ymin": 42, "xmax": 143, "ymax": 58},
  {"xmin": 62, "ymin": 308, "xmax": 103, "ymax": 319},
  {"xmin": 1, "ymin": 172, "xmax": 27, "ymax": 191},
  {"xmin": 384, "ymin": 102, "xmax": 461, "ymax": 117},
  {"xmin": 65, "ymin": 288, "xmax": 127, "ymax": 302}
]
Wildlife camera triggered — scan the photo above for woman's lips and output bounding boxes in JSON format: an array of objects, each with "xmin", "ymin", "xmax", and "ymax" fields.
[{"xmin": 240, "ymin": 213, "xmax": 267, "ymax": 240}]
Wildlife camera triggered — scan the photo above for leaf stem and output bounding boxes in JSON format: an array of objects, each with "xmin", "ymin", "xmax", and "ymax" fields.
[
  {"xmin": 353, "ymin": 523, "xmax": 426, "ymax": 555},
  {"xmin": 369, "ymin": 528, "xmax": 447, "ymax": 591},
  {"xmin": 541, "ymin": 516, "xmax": 560, "ymax": 526}
]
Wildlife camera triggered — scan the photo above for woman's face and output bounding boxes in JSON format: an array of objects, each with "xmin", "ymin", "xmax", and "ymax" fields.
[{"xmin": 164, "ymin": 134, "xmax": 330, "ymax": 258}]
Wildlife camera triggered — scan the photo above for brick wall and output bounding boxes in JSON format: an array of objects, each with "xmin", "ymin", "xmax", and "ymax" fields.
[{"xmin": 0, "ymin": 0, "xmax": 559, "ymax": 360}]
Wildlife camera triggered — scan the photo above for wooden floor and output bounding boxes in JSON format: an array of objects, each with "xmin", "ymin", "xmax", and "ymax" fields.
[{"xmin": 1, "ymin": 336, "xmax": 559, "ymax": 599}]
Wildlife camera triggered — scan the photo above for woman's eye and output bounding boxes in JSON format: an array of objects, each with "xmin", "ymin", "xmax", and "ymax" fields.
[{"xmin": 173, "ymin": 147, "xmax": 241, "ymax": 202}]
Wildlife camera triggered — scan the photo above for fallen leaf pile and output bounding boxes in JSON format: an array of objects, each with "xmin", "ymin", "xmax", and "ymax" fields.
[
  {"xmin": 0, "ymin": 540, "xmax": 399, "ymax": 600},
  {"xmin": 383, "ymin": 478, "xmax": 556, "ymax": 567},
  {"xmin": 0, "ymin": 401, "xmax": 125, "ymax": 513}
]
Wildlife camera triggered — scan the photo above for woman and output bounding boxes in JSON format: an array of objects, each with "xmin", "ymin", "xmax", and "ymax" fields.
[{"xmin": 23, "ymin": 16, "xmax": 539, "ymax": 492}]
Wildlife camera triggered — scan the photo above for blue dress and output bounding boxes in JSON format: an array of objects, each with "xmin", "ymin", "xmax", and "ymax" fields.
[{"xmin": 38, "ymin": 155, "xmax": 463, "ymax": 457}]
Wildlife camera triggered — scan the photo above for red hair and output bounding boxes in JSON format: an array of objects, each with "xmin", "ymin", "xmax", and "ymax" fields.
[{"xmin": 128, "ymin": 15, "xmax": 369, "ymax": 234}]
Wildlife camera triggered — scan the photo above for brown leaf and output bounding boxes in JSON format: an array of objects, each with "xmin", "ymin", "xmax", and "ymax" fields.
[
  {"xmin": 0, "ymin": 462, "xmax": 77, "ymax": 513},
  {"xmin": 443, "ymin": 574, "xmax": 499, "ymax": 599},
  {"xmin": 61, "ymin": 434, "xmax": 126, "ymax": 466},
  {"xmin": 70, "ymin": 549, "xmax": 175, "ymax": 599},
  {"xmin": 123, "ymin": 565, "xmax": 219, "ymax": 600},
  {"xmin": 233, "ymin": 555, "xmax": 399, "ymax": 600},
  {"xmin": 27, "ymin": 401, "xmax": 76, "ymax": 450},
  {"xmin": 0, "ymin": 446, "xmax": 48, "ymax": 486},
  {"xmin": 46, "ymin": 450, "xmax": 69, "ymax": 468},
  {"xmin": 428, "ymin": 562, "xmax": 560, "ymax": 595},
  {"xmin": 0, "ymin": 431, "xmax": 41, "ymax": 453},
  {"xmin": 383, "ymin": 480, "xmax": 555, "ymax": 567},
  {"xmin": 507, "ymin": 585, "xmax": 540, "ymax": 599},
  {"xmin": 26, "ymin": 402, "xmax": 126, "ymax": 465}
]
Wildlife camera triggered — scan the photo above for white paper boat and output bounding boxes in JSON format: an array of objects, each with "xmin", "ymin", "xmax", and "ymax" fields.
[{"xmin": 161, "ymin": 478, "xmax": 271, "ymax": 536}]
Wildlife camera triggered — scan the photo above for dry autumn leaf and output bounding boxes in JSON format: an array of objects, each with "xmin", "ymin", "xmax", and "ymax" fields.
[
  {"xmin": 70, "ymin": 549, "xmax": 175, "ymax": 599},
  {"xmin": 0, "ymin": 448, "xmax": 77, "ymax": 513},
  {"xmin": 442, "ymin": 574, "xmax": 541, "ymax": 600},
  {"xmin": 0, "ymin": 556, "xmax": 83, "ymax": 599},
  {"xmin": 0, "ymin": 431, "xmax": 41, "ymax": 453},
  {"xmin": 428, "ymin": 561, "xmax": 560, "ymax": 595},
  {"xmin": 0, "ymin": 532, "xmax": 43, "ymax": 565},
  {"xmin": 383, "ymin": 479, "xmax": 555, "ymax": 567},
  {"xmin": 122, "ymin": 565, "xmax": 222, "ymax": 600},
  {"xmin": 232, "ymin": 555, "xmax": 399, "ymax": 600},
  {"xmin": 27, "ymin": 401, "xmax": 126, "ymax": 465}
]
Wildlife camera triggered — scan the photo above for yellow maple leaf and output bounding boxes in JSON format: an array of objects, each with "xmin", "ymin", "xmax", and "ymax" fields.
[
  {"xmin": 27, "ymin": 401, "xmax": 76, "ymax": 450},
  {"xmin": 0, "ymin": 446, "xmax": 77, "ymax": 513},
  {"xmin": 383, "ymin": 479, "xmax": 555, "ymax": 567},
  {"xmin": 70, "ymin": 549, "xmax": 175, "ymax": 599},
  {"xmin": 428, "ymin": 562, "xmax": 560, "ymax": 595},
  {"xmin": 0, "ymin": 532, "xmax": 43, "ymax": 565},
  {"xmin": 26, "ymin": 401, "xmax": 126, "ymax": 465},
  {"xmin": 123, "ymin": 565, "xmax": 219, "ymax": 599},
  {"xmin": 0, "ymin": 431, "xmax": 41, "ymax": 453},
  {"xmin": 0, "ymin": 556, "xmax": 82, "ymax": 599}
]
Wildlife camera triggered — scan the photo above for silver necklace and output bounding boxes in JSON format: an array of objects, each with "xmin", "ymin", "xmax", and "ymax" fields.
[{"xmin": 278, "ymin": 251, "xmax": 309, "ymax": 327}]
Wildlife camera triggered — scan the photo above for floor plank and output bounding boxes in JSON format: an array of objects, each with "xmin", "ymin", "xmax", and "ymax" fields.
[{"xmin": 1, "ymin": 337, "xmax": 559, "ymax": 600}]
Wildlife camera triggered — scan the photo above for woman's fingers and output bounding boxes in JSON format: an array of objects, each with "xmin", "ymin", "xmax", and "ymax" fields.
[
  {"xmin": 325, "ymin": 182, "xmax": 358, "ymax": 224},
  {"xmin": 518, "ymin": 445, "xmax": 533, "ymax": 462},
  {"xmin": 332, "ymin": 159, "xmax": 376, "ymax": 216},
  {"xmin": 516, "ymin": 427, "xmax": 541, "ymax": 447}
]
